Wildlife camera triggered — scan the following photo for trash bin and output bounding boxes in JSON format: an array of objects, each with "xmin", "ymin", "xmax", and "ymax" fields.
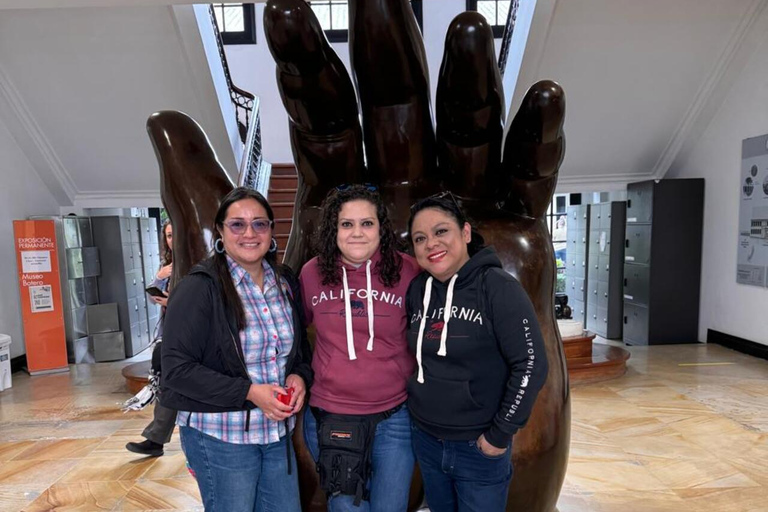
[{"xmin": 0, "ymin": 334, "xmax": 11, "ymax": 391}]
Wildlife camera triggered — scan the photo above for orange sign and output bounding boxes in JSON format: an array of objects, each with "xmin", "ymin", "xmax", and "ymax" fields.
[{"xmin": 13, "ymin": 220, "xmax": 69, "ymax": 374}]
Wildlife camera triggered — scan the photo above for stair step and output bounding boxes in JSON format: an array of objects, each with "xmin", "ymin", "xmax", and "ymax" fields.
[
  {"xmin": 271, "ymin": 163, "xmax": 297, "ymax": 176},
  {"xmin": 271, "ymin": 202, "xmax": 295, "ymax": 219},
  {"xmin": 273, "ymin": 219, "xmax": 293, "ymax": 235},
  {"xmin": 268, "ymin": 189, "xmax": 297, "ymax": 202},
  {"xmin": 568, "ymin": 345, "xmax": 630, "ymax": 385},
  {"xmin": 271, "ymin": 176, "xmax": 298, "ymax": 190},
  {"xmin": 562, "ymin": 332, "xmax": 595, "ymax": 359}
]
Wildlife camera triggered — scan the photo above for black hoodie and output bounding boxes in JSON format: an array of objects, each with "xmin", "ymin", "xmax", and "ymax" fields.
[
  {"xmin": 405, "ymin": 247, "xmax": 548, "ymax": 449},
  {"xmin": 161, "ymin": 258, "xmax": 313, "ymax": 415}
]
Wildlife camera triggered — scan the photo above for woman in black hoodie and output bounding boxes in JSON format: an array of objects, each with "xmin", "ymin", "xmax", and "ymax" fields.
[{"xmin": 405, "ymin": 193, "xmax": 548, "ymax": 512}]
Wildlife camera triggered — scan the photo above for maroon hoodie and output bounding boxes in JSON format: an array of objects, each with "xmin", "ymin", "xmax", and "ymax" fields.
[{"xmin": 300, "ymin": 249, "xmax": 420, "ymax": 414}]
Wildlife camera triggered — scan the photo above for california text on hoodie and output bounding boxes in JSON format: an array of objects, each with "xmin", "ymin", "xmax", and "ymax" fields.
[
  {"xmin": 300, "ymin": 249, "xmax": 421, "ymax": 415},
  {"xmin": 405, "ymin": 247, "xmax": 548, "ymax": 449}
]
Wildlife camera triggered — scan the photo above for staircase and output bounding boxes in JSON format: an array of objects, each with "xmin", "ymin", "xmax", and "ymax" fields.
[{"xmin": 267, "ymin": 164, "xmax": 298, "ymax": 263}]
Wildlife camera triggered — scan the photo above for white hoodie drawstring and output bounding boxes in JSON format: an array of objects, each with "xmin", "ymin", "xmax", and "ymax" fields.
[
  {"xmin": 416, "ymin": 274, "xmax": 459, "ymax": 383},
  {"xmin": 365, "ymin": 260, "xmax": 375, "ymax": 351},
  {"xmin": 342, "ymin": 261, "xmax": 376, "ymax": 360},
  {"xmin": 415, "ymin": 277, "xmax": 433, "ymax": 384},
  {"xmin": 438, "ymin": 274, "xmax": 459, "ymax": 356},
  {"xmin": 342, "ymin": 266, "xmax": 356, "ymax": 360}
]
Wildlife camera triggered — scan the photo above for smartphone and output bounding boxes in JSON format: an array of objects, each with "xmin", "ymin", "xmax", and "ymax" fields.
[{"xmin": 145, "ymin": 286, "xmax": 167, "ymax": 298}]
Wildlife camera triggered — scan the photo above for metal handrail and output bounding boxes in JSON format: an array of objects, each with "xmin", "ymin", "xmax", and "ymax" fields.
[
  {"xmin": 497, "ymin": 0, "xmax": 521, "ymax": 78},
  {"xmin": 208, "ymin": 4, "xmax": 255, "ymax": 143},
  {"xmin": 237, "ymin": 96, "xmax": 271, "ymax": 194}
]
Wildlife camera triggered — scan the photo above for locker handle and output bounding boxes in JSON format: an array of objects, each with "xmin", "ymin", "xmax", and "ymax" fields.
[
  {"xmin": 624, "ymin": 316, "xmax": 628, "ymax": 324},
  {"xmin": 625, "ymin": 239, "xmax": 629, "ymax": 248},
  {"xmin": 627, "ymin": 199, "xmax": 632, "ymax": 208},
  {"xmin": 624, "ymin": 278, "xmax": 628, "ymax": 286}
]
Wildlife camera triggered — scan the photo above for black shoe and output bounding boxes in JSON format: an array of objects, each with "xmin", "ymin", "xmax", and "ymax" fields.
[{"xmin": 125, "ymin": 440, "xmax": 164, "ymax": 457}]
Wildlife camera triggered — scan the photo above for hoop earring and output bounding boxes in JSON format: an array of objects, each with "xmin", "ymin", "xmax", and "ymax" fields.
[
  {"xmin": 214, "ymin": 239, "xmax": 225, "ymax": 254},
  {"xmin": 269, "ymin": 238, "xmax": 278, "ymax": 253}
]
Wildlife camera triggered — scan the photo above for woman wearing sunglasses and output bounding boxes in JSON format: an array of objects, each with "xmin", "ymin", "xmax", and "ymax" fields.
[
  {"xmin": 161, "ymin": 187, "xmax": 312, "ymax": 512},
  {"xmin": 405, "ymin": 193, "xmax": 548, "ymax": 512},
  {"xmin": 299, "ymin": 184, "xmax": 420, "ymax": 511}
]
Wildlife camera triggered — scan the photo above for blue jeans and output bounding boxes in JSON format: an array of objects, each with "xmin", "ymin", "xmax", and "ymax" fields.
[
  {"xmin": 411, "ymin": 424, "xmax": 512, "ymax": 512},
  {"xmin": 303, "ymin": 405, "xmax": 415, "ymax": 512},
  {"xmin": 180, "ymin": 426, "xmax": 301, "ymax": 512}
]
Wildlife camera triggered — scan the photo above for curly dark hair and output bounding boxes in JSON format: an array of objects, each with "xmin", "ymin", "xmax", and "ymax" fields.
[{"xmin": 314, "ymin": 185, "xmax": 403, "ymax": 288}]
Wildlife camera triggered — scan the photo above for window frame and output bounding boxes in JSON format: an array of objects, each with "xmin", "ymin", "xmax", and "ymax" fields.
[
  {"xmin": 310, "ymin": 1, "xmax": 423, "ymax": 43},
  {"xmin": 466, "ymin": 0, "xmax": 509, "ymax": 38},
  {"xmin": 213, "ymin": 3, "xmax": 257, "ymax": 45}
]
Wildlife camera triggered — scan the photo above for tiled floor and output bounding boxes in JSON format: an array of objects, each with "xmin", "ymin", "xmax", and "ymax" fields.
[{"xmin": 0, "ymin": 342, "xmax": 766, "ymax": 511}]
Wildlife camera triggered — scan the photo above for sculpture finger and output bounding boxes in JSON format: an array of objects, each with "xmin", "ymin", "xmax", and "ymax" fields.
[
  {"xmin": 264, "ymin": 0, "xmax": 365, "ymax": 269},
  {"xmin": 146, "ymin": 111, "xmax": 234, "ymax": 285},
  {"xmin": 436, "ymin": 11, "xmax": 504, "ymax": 202},
  {"xmin": 501, "ymin": 80, "xmax": 565, "ymax": 218},
  {"xmin": 349, "ymin": 0, "xmax": 438, "ymax": 228}
]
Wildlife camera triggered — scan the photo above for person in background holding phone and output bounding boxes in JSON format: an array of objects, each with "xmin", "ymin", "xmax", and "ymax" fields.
[{"xmin": 126, "ymin": 220, "xmax": 177, "ymax": 457}]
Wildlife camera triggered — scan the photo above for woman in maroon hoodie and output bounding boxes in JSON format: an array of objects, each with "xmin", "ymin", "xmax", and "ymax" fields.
[{"xmin": 299, "ymin": 185, "xmax": 420, "ymax": 512}]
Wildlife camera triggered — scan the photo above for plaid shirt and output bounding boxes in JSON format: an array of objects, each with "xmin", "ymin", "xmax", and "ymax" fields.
[{"xmin": 177, "ymin": 257, "xmax": 295, "ymax": 444}]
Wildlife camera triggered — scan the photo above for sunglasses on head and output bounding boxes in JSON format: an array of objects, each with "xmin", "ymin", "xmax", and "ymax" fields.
[
  {"xmin": 335, "ymin": 183, "xmax": 378, "ymax": 192},
  {"xmin": 410, "ymin": 191, "xmax": 462, "ymax": 212},
  {"xmin": 223, "ymin": 218, "xmax": 274, "ymax": 235}
]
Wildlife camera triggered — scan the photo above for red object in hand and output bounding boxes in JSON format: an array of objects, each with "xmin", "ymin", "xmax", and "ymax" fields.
[{"xmin": 278, "ymin": 387, "xmax": 294, "ymax": 406}]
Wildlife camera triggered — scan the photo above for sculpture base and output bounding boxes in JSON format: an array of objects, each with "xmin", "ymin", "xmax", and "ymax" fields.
[
  {"xmin": 122, "ymin": 361, "xmax": 151, "ymax": 395},
  {"xmin": 563, "ymin": 331, "xmax": 630, "ymax": 385}
]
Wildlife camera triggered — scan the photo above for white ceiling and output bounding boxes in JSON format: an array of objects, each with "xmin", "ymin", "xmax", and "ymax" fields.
[
  {"xmin": 0, "ymin": 4, "xmax": 239, "ymax": 207},
  {"xmin": 517, "ymin": 0, "xmax": 767, "ymax": 191}
]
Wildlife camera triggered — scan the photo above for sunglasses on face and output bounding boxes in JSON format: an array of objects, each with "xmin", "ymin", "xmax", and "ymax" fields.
[{"xmin": 223, "ymin": 219, "xmax": 274, "ymax": 235}]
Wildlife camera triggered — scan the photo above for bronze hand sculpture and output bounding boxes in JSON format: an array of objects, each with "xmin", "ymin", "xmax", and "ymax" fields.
[{"xmin": 265, "ymin": 1, "xmax": 570, "ymax": 511}]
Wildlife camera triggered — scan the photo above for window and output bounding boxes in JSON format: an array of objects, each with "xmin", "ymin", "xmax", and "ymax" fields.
[
  {"xmin": 212, "ymin": 3, "xmax": 257, "ymax": 45},
  {"xmin": 309, "ymin": 1, "xmax": 423, "ymax": 43},
  {"xmin": 466, "ymin": 0, "xmax": 512, "ymax": 38},
  {"xmin": 547, "ymin": 194, "xmax": 571, "ymax": 293}
]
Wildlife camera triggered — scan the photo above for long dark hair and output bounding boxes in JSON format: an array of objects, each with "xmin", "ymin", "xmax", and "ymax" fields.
[
  {"xmin": 160, "ymin": 220, "xmax": 173, "ymax": 267},
  {"xmin": 213, "ymin": 187, "xmax": 283, "ymax": 331},
  {"xmin": 407, "ymin": 192, "xmax": 486, "ymax": 256},
  {"xmin": 314, "ymin": 185, "xmax": 403, "ymax": 288}
]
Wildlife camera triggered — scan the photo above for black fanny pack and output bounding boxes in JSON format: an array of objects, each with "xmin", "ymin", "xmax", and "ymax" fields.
[{"xmin": 312, "ymin": 404, "xmax": 401, "ymax": 506}]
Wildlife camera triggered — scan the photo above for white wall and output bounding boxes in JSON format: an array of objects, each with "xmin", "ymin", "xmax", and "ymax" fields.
[
  {"xmin": 667, "ymin": 9, "xmax": 768, "ymax": 346},
  {"xmin": 0, "ymin": 118, "xmax": 62, "ymax": 359},
  {"xmin": 225, "ymin": 0, "xmax": 500, "ymax": 164}
]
